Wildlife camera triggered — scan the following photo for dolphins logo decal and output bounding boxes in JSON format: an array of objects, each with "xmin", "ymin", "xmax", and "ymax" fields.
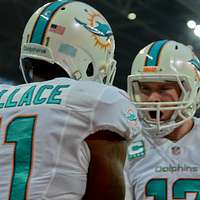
[
  {"xmin": 74, "ymin": 11, "xmax": 113, "ymax": 49},
  {"xmin": 189, "ymin": 58, "xmax": 200, "ymax": 72},
  {"xmin": 188, "ymin": 58, "xmax": 200, "ymax": 81}
]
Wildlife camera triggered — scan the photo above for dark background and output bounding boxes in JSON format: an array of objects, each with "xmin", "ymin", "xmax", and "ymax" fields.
[{"xmin": 1, "ymin": 0, "xmax": 200, "ymax": 90}]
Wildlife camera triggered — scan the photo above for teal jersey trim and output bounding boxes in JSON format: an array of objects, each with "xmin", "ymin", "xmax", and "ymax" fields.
[
  {"xmin": 146, "ymin": 179, "xmax": 167, "ymax": 200},
  {"xmin": 5, "ymin": 116, "xmax": 36, "ymax": 200},
  {"xmin": 145, "ymin": 40, "xmax": 168, "ymax": 66},
  {"xmin": 146, "ymin": 178, "xmax": 200, "ymax": 199},
  {"xmin": 30, "ymin": 0, "xmax": 72, "ymax": 44},
  {"xmin": 173, "ymin": 179, "xmax": 200, "ymax": 199}
]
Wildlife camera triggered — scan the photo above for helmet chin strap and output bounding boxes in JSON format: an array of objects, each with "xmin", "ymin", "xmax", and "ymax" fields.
[
  {"xmin": 141, "ymin": 106, "xmax": 195, "ymax": 138},
  {"xmin": 141, "ymin": 119, "xmax": 176, "ymax": 138},
  {"xmin": 140, "ymin": 101, "xmax": 184, "ymax": 138}
]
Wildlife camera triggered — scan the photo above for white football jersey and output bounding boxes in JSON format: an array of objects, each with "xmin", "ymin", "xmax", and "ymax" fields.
[
  {"xmin": 125, "ymin": 117, "xmax": 200, "ymax": 200},
  {"xmin": 0, "ymin": 78, "xmax": 140, "ymax": 200}
]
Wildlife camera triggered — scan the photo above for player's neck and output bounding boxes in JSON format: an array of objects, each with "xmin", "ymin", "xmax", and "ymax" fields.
[{"xmin": 165, "ymin": 119, "xmax": 194, "ymax": 142}]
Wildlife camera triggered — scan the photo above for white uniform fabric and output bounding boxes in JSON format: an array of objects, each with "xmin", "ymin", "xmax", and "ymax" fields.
[
  {"xmin": 125, "ymin": 117, "xmax": 200, "ymax": 200},
  {"xmin": 0, "ymin": 78, "xmax": 140, "ymax": 200}
]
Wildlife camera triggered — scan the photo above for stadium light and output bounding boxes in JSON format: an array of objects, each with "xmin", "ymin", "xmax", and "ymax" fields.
[
  {"xmin": 128, "ymin": 12, "xmax": 136, "ymax": 20},
  {"xmin": 187, "ymin": 20, "xmax": 196, "ymax": 29}
]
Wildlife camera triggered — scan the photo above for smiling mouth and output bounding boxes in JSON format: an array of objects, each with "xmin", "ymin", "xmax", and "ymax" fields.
[{"xmin": 149, "ymin": 111, "xmax": 164, "ymax": 120}]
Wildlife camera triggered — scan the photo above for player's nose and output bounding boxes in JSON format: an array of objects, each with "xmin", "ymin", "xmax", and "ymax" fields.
[{"xmin": 147, "ymin": 91, "xmax": 161, "ymax": 102}]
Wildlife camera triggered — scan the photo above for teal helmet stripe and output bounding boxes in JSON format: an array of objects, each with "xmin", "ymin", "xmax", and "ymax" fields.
[
  {"xmin": 30, "ymin": 0, "xmax": 72, "ymax": 44},
  {"xmin": 145, "ymin": 40, "xmax": 168, "ymax": 66}
]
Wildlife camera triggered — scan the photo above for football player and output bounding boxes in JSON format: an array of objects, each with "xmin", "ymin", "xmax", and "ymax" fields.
[
  {"xmin": 0, "ymin": 1, "xmax": 141, "ymax": 200},
  {"xmin": 126, "ymin": 40, "xmax": 200, "ymax": 200}
]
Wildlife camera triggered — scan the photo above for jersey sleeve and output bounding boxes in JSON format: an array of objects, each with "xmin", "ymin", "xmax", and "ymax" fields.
[{"xmin": 91, "ymin": 86, "xmax": 141, "ymax": 140}]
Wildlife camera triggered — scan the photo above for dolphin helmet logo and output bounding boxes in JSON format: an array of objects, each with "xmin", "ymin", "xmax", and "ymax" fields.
[
  {"xmin": 74, "ymin": 18, "xmax": 113, "ymax": 40},
  {"xmin": 189, "ymin": 58, "xmax": 200, "ymax": 72},
  {"xmin": 127, "ymin": 109, "xmax": 137, "ymax": 121},
  {"xmin": 74, "ymin": 12, "xmax": 113, "ymax": 49}
]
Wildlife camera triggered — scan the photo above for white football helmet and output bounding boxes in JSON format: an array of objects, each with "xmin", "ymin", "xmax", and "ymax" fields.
[
  {"xmin": 128, "ymin": 40, "xmax": 200, "ymax": 137},
  {"xmin": 20, "ymin": 0, "xmax": 116, "ymax": 84}
]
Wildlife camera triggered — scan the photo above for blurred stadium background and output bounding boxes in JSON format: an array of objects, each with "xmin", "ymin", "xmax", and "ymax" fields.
[{"xmin": 0, "ymin": 0, "xmax": 200, "ymax": 90}]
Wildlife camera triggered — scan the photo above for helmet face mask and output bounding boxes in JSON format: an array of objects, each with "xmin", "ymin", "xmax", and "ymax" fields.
[
  {"xmin": 128, "ymin": 40, "xmax": 200, "ymax": 137},
  {"xmin": 20, "ymin": 0, "xmax": 116, "ymax": 85}
]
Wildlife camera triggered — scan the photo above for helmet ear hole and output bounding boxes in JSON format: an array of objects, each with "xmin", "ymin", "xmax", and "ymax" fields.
[{"xmin": 86, "ymin": 62, "xmax": 94, "ymax": 77}]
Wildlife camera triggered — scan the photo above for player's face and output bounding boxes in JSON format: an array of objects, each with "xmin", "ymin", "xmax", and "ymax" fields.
[{"xmin": 139, "ymin": 82, "xmax": 181, "ymax": 121}]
